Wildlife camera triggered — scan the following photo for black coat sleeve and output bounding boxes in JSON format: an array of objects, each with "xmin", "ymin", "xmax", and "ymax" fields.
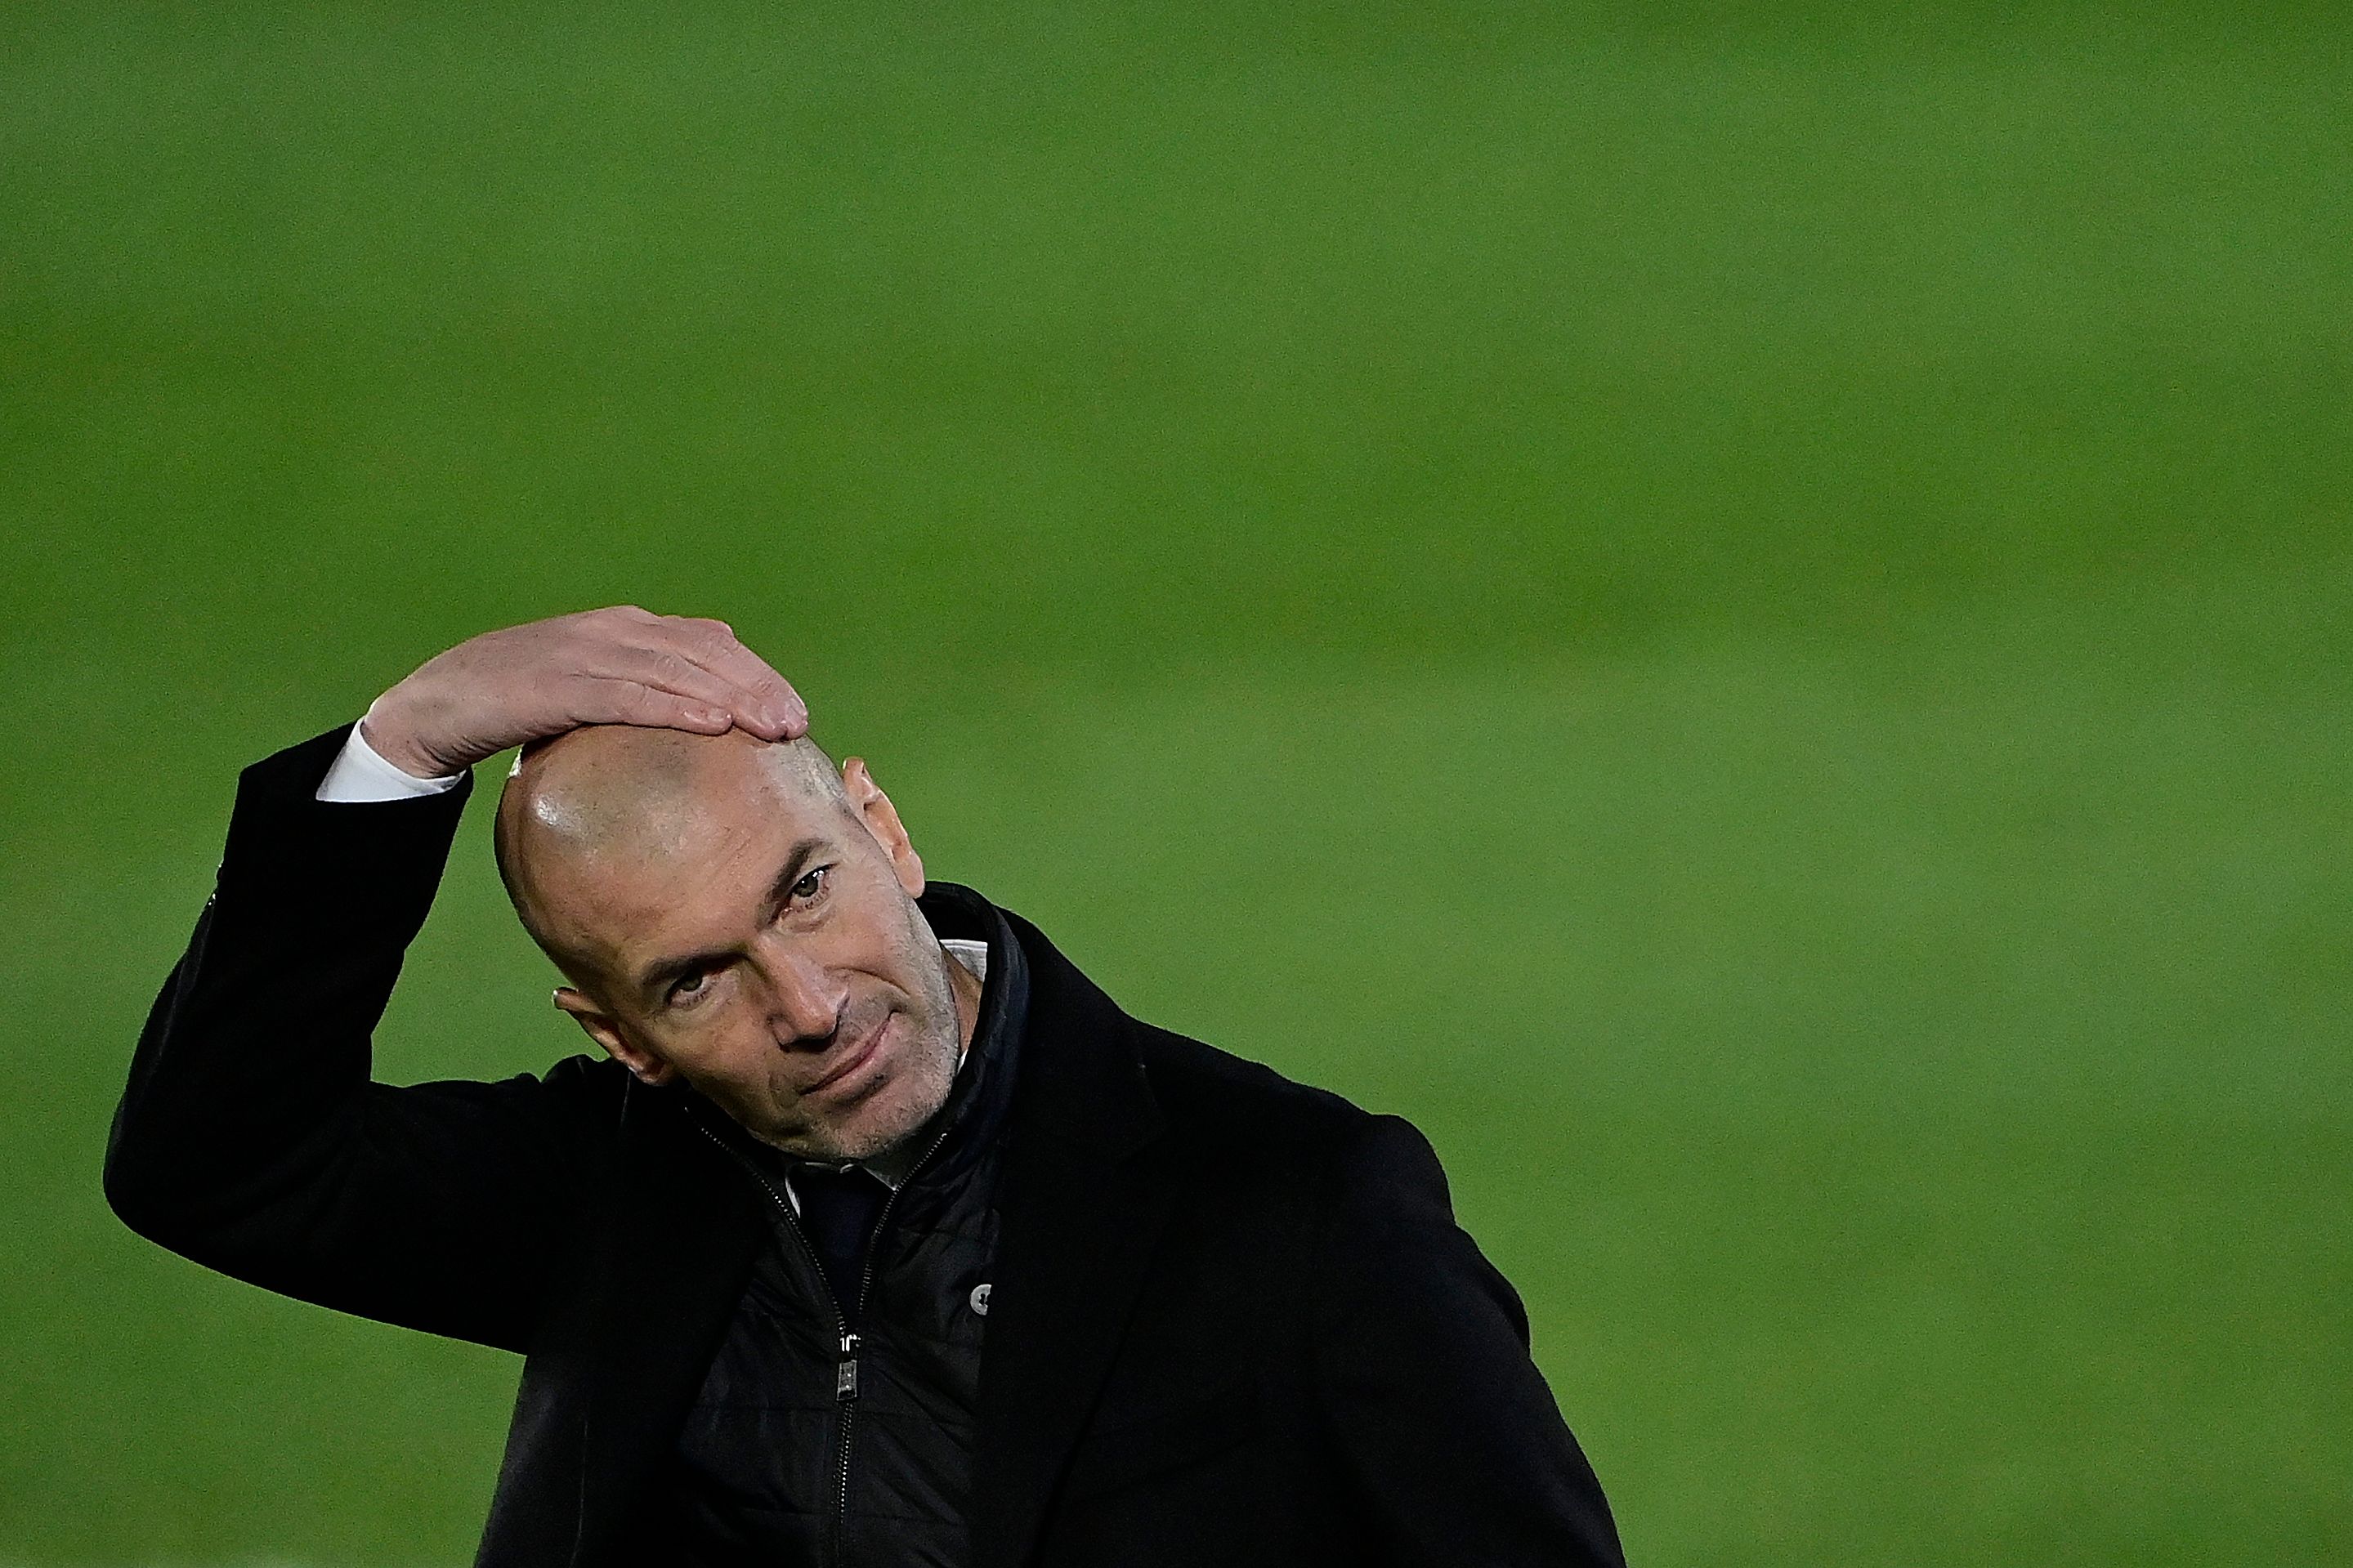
[
  {"xmin": 103, "ymin": 725, "xmax": 602, "ymax": 1355},
  {"xmin": 1308, "ymin": 1113, "xmax": 1626, "ymax": 1566}
]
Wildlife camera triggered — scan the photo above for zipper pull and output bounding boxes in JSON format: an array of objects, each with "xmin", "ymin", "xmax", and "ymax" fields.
[{"xmin": 835, "ymin": 1332, "xmax": 861, "ymax": 1401}]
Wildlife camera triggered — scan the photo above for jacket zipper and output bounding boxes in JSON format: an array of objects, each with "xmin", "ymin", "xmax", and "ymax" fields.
[
  {"xmin": 833, "ymin": 1116, "xmax": 958, "ymax": 1551},
  {"xmin": 695, "ymin": 1113, "xmax": 960, "ymax": 1563}
]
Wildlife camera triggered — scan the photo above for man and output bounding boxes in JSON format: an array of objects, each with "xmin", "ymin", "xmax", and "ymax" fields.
[{"xmin": 106, "ymin": 606, "xmax": 1625, "ymax": 1567}]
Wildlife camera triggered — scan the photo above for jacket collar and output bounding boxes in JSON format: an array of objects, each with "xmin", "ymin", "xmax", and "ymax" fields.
[
  {"xmin": 973, "ymin": 902, "xmax": 1176, "ymax": 1568},
  {"xmin": 989, "ymin": 901, "xmax": 1165, "ymax": 1163}
]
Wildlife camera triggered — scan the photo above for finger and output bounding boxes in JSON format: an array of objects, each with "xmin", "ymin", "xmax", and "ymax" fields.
[
  {"xmin": 562, "ymin": 675, "xmax": 736, "ymax": 735},
  {"xmin": 661, "ymin": 616, "xmax": 805, "ymax": 736},
  {"xmin": 593, "ymin": 641, "xmax": 758, "ymax": 720},
  {"xmin": 653, "ymin": 617, "xmax": 807, "ymax": 739},
  {"xmin": 589, "ymin": 640, "xmax": 798, "ymax": 741}
]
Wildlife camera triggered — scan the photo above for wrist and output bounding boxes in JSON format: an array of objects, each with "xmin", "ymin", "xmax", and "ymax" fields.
[{"xmin": 356, "ymin": 695, "xmax": 454, "ymax": 780}]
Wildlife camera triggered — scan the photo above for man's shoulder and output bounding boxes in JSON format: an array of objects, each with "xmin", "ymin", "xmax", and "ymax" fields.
[
  {"xmin": 487, "ymin": 1050, "xmax": 642, "ymax": 1142},
  {"xmin": 507, "ymin": 1054, "xmax": 756, "ymax": 1188},
  {"xmin": 997, "ymin": 898, "xmax": 1429, "ymax": 1198},
  {"xmin": 1127, "ymin": 1021, "xmax": 1391, "ymax": 1175},
  {"xmin": 539, "ymin": 1049, "xmax": 633, "ymax": 1099}
]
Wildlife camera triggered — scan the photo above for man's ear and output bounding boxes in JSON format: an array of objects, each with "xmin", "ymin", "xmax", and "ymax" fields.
[
  {"xmin": 553, "ymin": 986, "xmax": 677, "ymax": 1085},
  {"xmin": 842, "ymin": 757, "xmax": 924, "ymax": 897}
]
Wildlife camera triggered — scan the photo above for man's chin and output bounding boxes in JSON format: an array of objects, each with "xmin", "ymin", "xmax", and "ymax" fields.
[
  {"xmin": 832, "ymin": 1060, "xmax": 960, "ymax": 1161},
  {"xmin": 767, "ymin": 1083, "xmax": 905, "ymax": 1163}
]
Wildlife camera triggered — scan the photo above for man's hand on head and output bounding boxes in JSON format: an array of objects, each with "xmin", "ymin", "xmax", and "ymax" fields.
[{"xmin": 358, "ymin": 606, "xmax": 809, "ymax": 779}]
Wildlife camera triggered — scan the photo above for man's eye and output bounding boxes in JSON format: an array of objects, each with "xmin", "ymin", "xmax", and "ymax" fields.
[
  {"xmin": 668, "ymin": 969, "xmax": 714, "ymax": 1007},
  {"xmin": 790, "ymin": 866, "xmax": 829, "ymax": 903}
]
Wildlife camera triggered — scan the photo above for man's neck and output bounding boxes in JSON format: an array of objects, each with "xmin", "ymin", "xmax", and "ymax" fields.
[{"xmin": 946, "ymin": 935, "xmax": 985, "ymax": 1057}]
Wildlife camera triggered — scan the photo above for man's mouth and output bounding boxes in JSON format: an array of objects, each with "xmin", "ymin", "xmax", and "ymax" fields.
[{"xmin": 802, "ymin": 1014, "xmax": 891, "ymax": 1098}]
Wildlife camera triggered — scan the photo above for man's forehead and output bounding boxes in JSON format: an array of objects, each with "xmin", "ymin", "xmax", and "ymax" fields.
[
  {"xmin": 514, "ymin": 728, "xmax": 838, "ymax": 841},
  {"xmin": 496, "ymin": 726, "xmax": 857, "ymax": 981}
]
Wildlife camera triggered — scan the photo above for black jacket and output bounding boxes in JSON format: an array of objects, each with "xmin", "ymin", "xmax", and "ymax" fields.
[{"xmin": 105, "ymin": 725, "xmax": 1626, "ymax": 1568}]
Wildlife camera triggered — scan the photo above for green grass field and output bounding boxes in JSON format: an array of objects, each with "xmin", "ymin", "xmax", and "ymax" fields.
[{"xmin": 3, "ymin": 3, "xmax": 2347, "ymax": 1562}]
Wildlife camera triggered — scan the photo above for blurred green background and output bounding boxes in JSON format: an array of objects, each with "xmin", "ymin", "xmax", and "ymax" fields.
[{"xmin": 3, "ymin": 2, "xmax": 2347, "ymax": 1562}]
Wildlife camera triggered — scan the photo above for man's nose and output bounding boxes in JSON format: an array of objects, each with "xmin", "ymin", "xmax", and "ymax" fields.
[{"xmin": 750, "ymin": 940, "xmax": 845, "ymax": 1048}]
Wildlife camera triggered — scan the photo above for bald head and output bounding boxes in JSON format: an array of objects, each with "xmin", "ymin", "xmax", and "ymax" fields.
[{"xmin": 494, "ymin": 724, "xmax": 853, "ymax": 985}]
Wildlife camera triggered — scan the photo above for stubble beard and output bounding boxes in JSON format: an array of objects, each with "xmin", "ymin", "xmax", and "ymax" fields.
[{"xmin": 795, "ymin": 931, "xmax": 964, "ymax": 1164}]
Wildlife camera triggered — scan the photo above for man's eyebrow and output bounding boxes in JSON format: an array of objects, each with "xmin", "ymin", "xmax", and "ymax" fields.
[{"xmin": 631, "ymin": 837, "xmax": 828, "ymax": 1001}]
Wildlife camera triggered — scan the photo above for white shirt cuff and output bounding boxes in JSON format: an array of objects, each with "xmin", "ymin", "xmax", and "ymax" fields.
[{"xmin": 315, "ymin": 722, "xmax": 467, "ymax": 802}]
